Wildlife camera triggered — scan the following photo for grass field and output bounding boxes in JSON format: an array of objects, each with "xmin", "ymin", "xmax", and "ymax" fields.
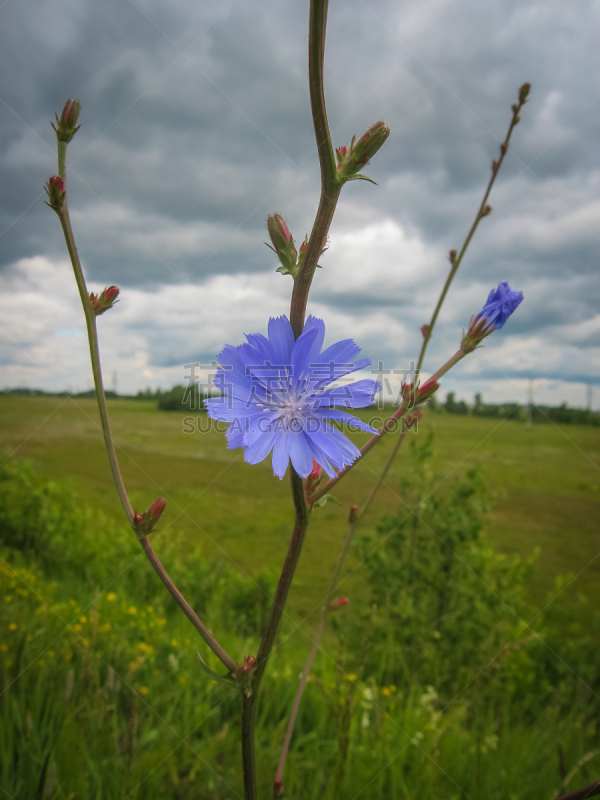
[
  {"xmin": 1, "ymin": 394, "xmax": 598, "ymax": 617},
  {"xmin": 1, "ymin": 394, "xmax": 600, "ymax": 799}
]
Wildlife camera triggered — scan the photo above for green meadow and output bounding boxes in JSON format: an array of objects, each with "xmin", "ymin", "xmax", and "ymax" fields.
[
  {"xmin": 1, "ymin": 395, "xmax": 598, "ymax": 612},
  {"xmin": 1, "ymin": 394, "xmax": 599, "ymax": 799}
]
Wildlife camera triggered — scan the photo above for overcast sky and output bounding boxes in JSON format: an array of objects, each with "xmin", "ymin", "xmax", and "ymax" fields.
[{"xmin": 1, "ymin": 0, "xmax": 599, "ymax": 406}]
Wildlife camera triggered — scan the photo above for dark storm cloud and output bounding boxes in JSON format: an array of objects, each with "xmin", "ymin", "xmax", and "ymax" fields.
[{"xmin": 1, "ymin": 0, "xmax": 599, "ymax": 395}]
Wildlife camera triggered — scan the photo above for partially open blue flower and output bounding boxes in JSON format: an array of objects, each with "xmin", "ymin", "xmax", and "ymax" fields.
[
  {"xmin": 462, "ymin": 281, "xmax": 524, "ymax": 353},
  {"xmin": 475, "ymin": 281, "xmax": 523, "ymax": 331},
  {"xmin": 205, "ymin": 316, "xmax": 381, "ymax": 480}
]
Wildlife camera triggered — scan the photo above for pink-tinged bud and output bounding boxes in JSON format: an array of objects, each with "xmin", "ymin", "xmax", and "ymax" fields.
[
  {"xmin": 405, "ymin": 409, "xmax": 423, "ymax": 423},
  {"xmin": 52, "ymin": 99, "xmax": 81, "ymax": 143},
  {"xmin": 349, "ymin": 504, "xmax": 358, "ymax": 524},
  {"xmin": 421, "ymin": 323, "xmax": 430, "ymax": 339},
  {"xmin": 403, "ymin": 379, "xmax": 438, "ymax": 407},
  {"xmin": 304, "ymin": 460, "xmax": 325, "ymax": 496},
  {"xmin": 45, "ymin": 176, "xmax": 65, "ymax": 212},
  {"xmin": 309, "ymin": 461, "xmax": 322, "ymax": 480},
  {"xmin": 89, "ymin": 285, "xmax": 120, "ymax": 316},
  {"xmin": 480, "ymin": 204, "xmax": 492, "ymax": 218},
  {"xmin": 243, "ymin": 655, "xmax": 257, "ymax": 671},
  {"xmin": 336, "ymin": 121, "xmax": 390, "ymax": 180},
  {"xmin": 330, "ymin": 597, "xmax": 349, "ymax": 612},
  {"xmin": 273, "ymin": 779, "xmax": 284, "ymax": 798},
  {"xmin": 150, "ymin": 497, "xmax": 167, "ymax": 521},
  {"xmin": 449, "ymin": 249, "xmax": 457, "ymax": 264},
  {"xmin": 267, "ymin": 213, "xmax": 298, "ymax": 278},
  {"xmin": 417, "ymin": 379, "xmax": 440, "ymax": 403},
  {"xmin": 132, "ymin": 499, "xmax": 166, "ymax": 538}
]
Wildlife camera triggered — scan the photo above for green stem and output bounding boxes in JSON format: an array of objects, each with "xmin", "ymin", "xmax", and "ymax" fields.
[
  {"xmin": 55, "ymin": 144, "xmax": 235, "ymax": 674},
  {"xmin": 240, "ymin": 2, "xmax": 339, "ymax": 795},
  {"xmin": 57, "ymin": 207, "xmax": 133, "ymax": 523},
  {"xmin": 241, "ymin": 471, "xmax": 310, "ymax": 799},
  {"xmin": 416, "ymin": 93, "xmax": 527, "ymax": 377},
  {"xmin": 289, "ymin": 0, "xmax": 340, "ymax": 338}
]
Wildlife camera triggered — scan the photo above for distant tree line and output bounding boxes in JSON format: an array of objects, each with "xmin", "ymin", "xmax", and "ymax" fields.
[{"xmin": 429, "ymin": 391, "xmax": 600, "ymax": 426}]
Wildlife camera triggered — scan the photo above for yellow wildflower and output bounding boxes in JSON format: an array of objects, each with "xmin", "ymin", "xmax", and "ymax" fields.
[
  {"xmin": 106, "ymin": 592, "xmax": 116, "ymax": 602},
  {"xmin": 73, "ymin": 624, "xmax": 82, "ymax": 632},
  {"xmin": 0, "ymin": 644, "xmax": 7, "ymax": 652},
  {"xmin": 8, "ymin": 623, "xmax": 17, "ymax": 631},
  {"xmin": 127, "ymin": 606, "xmax": 137, "ymax": 615},
  {"xmin": 347, "ymin": 673, "xmax": 357, "ymax": 682},
  {"xmin": 139, "ymin": 686, "xmax": 149, "ymax": 695},
  {"xmin": 79, "ymin": 616, "xmax": 87, "ymax": 623}
]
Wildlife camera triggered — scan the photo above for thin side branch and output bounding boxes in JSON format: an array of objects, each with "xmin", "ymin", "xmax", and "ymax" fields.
[{"xmin": 54, "ymin": 137, "xmax": 235, "ymax": 675}]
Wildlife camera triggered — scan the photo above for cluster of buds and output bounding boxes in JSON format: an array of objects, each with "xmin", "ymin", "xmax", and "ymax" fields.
[
  {"xmin": 329, "ymin": 597, "xmax": 349, "ymax": 612},
  {"xmin": 45, "ymin": 176, "xmax": 66, "ymax": 213},
  {"xmin": 241, "ymin": 655, "xmax": 257, "ymax": 673},
  {"xmin": 401, "ymin": 379, "xmax": 440, "ymax": 408},
  {"xmin": 51, "ymin": 99, "xmax": 81, "ymax": 144},
  {"xmin": 132, "ymin": 497, "xmax": 167, "ymax": 538},
  {"xmin": 89, "ymin": 285, "xmax": 119, "ymax": 316},
  {"xmin": 335, "ymin": 120, "xmax": 390, "ymax": 182},
  {"xmin": 303, "ymin": 461, "xmax": 325, "ymax": 497},
  {"xmin": 266, "ymin": 214, "xmax": 327, "ymax": 278}
]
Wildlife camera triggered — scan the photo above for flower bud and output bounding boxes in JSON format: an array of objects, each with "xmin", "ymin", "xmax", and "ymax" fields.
[
  {"xmin": 480, "ymin": 204, "xmax": 492, "ymax": 218},
  {"xmin": 45, "ymin": 176, "xmax": 65, "ymax": 212},
  {"xmin": 304, "ymin": 460, "xmax": 324, "ymax": 496},
  {"xmin": 461, "ymin": 281, "xmax": 523, "ymax": 352},
  {"xmin": 242, "ymin": 655, "xmax": 257, "ymax": 672},
  {"xmin": 89, "ymin": 285, "xmax": 120, "ymax": 316},
  {"xmin": 417, "ymin": 379, "xmax": 440, "ymax": 403},
  {"xmin": 421, "ymin": 323, "xmax": 430, "ymax": 339},
  {"xmin": 449, "ymin": 249, "xmax": 457, "ymax": 264},
  {"xmin": 273, "ymin": 779, "xmax": 284, "ymax": 798},
  {"xmin": 132, "ymin": 497, "xmax": 167, "ymax": 538},
  {"xmin": 52, "ymin": 99, "xmax": 81, "ymax": 143},
  {"xmin": 330, "ymin": 597, "xmax": 349, "ymax": 612},
  {"xmin": 349, "ymin": 504, "xmax": 358, "ymax": 524},
  {"xmin": 519, "ymin": 82, "xmax": 531, "ymax": 104},
  {"xmin": 150, "ymin": 497, "xmax": 167, "ymax": 521},
  {"xmin": 335, "ymin": 121, "xmax": 390, "ymax": 181},
  {"xmin": 267, "ymin": 213, "xmax": 298, "ymax": 278}
]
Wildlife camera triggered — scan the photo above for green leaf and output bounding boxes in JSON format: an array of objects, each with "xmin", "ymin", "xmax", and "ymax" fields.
[
  {"xmin": 313, "ymin": 494, "xmax": 341, "ymax": 508},
  {"xmin": 346, "ymin": 173, "xmax": 378, "ymax": 185},
  {"xmin": 197, "ymin": 653, "xmax": 235, "ymax": 687}
]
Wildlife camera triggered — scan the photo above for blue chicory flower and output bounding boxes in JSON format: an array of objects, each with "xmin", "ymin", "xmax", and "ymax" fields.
[
  {"xmin": 205, "ymin": 316, "xmax": 381, "ymax": 480},
  {"xmin": 475, "ymin": 281, "xmax": 523, "ymax": 330}
]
